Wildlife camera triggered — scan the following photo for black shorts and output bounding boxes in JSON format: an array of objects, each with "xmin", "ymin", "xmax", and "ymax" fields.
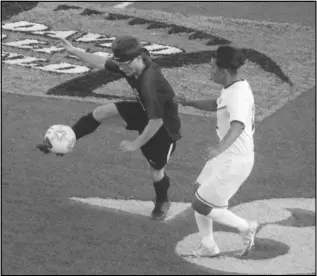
[{"xmin": 115, "ymin": 101, "xmax": 176, "ymax": 170}]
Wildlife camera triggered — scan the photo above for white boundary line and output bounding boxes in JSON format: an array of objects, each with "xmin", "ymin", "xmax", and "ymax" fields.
[
  {"xmin": 114, "ymin": 2, "xmax": 135, "ymax": 9},
  {"xmin": 2, "ymin": 90, "xmax": 214, "ymax": 118},
  {"xmin": 70, "ymin": 197, "xmax": 191, "ymax": 222},
  {"xmin": 176, "ymin": 198, "xmax": 315, "ymax": 274}
]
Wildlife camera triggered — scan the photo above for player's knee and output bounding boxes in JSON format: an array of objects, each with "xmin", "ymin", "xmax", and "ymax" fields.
[
  {"xmin": 93, "ymin": 103, "xmax": 119, "ymax": 122},
  {"xmin": 208, "ymin": 206, "xmax": 230, "ymax": 220},
  {"xmin": 193, "ymin": 181, "xmax": 200, "ymax": 194},
  {"xmin": 192, "ymin": 198, "xmax": 212, "ymax": 216},
  {"xmin": 207, "ymin": 208, "xmax": 224, "ymax": 220},
  {"xmin": 150, "ymin": 168, "xmax": 165, "ymax": 182}
]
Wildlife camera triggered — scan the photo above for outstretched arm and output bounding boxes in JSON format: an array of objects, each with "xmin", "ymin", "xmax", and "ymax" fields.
[
  {"xmin": 174, "ymin": 95, "xmax": 218, "ymax": 112},
  {"xmin": 58, "ymin": 37, "xmax": 108, "ymax": 70},
  {"xmin": 184, "ymin": 99, "xmax": 218, "ymax": 112}
]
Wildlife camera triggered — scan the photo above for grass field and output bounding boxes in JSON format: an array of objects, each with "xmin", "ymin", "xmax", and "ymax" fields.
[
  {"xmin": 133, "ymin": 2, "xmax": 316, "ymax": 27},
  {"xmin": 2, "ymin": 2, "xmax": 316, "ymax": 275}
]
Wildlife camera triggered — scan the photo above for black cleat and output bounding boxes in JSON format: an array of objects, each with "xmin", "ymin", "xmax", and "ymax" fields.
[
  {"xmin": 151, "ymin": 200, "xmax": 171, "ymax": 220},
  {"xmin": 36, "ymin": 138, "xmax": 52, "ymax": 154}
]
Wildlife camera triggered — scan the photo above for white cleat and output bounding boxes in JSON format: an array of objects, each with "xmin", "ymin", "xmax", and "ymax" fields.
[
  {"xmin": 190, "ymin": 243, "xmax": 221, "ymax": 258},
  {"xmin": 240, "ymin": 220, "xmax": 259, "ymax": 256}
]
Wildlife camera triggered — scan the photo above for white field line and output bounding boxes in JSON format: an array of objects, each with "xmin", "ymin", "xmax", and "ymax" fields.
[
  {"xmin": 70, "ymin": 197, "xmax": 191, "ymax": 222},
  {"xmin": 114, "ymin": 2, "xmax": 135, "ymax": 9},
  {"xmin": 2, "ymin": 90, "xmax": 214, "ymax": 118}
]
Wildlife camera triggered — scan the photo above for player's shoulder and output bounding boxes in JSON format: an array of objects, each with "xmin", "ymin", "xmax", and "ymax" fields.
[
  {"xmin": 232, "ymin": 79, "xmax": 251, "ymax": 91},
  {"xmin": 141, "ymin": 63, "xmax": 165, "ymax": 85},
  {"xmin": 144, "ymin": 62, "xmax": 161, "ymax": 76},
  {"xmin": 225, "ymin": 80, "xmax": 254, "ymax": 105},
  {"xmin": 230, "ymin": 80, "xmax": 253, "ymax": 96}
]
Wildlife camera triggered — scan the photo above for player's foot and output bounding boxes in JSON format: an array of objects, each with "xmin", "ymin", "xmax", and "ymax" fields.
[
  {"xmin": 36, "ymin": 138, "xmax": 52, "ymax": 154},
  {"xmin": 240, "ymin": 220, "xmax": 259, "ymax": 256},
  {"xmin": 189, "ymin": 243, "xmax": 221, "ymax": 258},
  {"xmin": 151, "ymin": 200, "xmax": 171, "ymax": 220}
]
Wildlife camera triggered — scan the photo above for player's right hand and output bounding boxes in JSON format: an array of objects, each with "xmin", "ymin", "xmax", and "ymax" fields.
[
  {"xmin": 174, "ymin": 94, "xmax": 188, "ymax": 106},
  {"xmin": 57, "ymin": 37, "xmax": 77, "ymax": 53}
]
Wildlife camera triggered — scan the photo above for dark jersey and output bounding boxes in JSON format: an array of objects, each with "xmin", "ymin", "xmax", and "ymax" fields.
[{"xmin": 104, "ymin": 59, "xmax": 181, "ymax": 141}]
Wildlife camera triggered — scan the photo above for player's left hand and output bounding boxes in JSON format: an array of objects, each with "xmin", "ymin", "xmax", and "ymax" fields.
[
  {"xmin": 120, "ymin": 140, "xmax": 139, "ymax": 152},
  {"xmin": 205, "ymin": 146, "xmax": 221, "ymax": 160},
  {"xmin": 174, "ymin": 94, "xmax": 188, "ymax": 106}
]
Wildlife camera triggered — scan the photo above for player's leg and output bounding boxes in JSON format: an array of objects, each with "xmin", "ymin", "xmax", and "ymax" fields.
[
  {"xmin": 72, "ymin": 103, "xmax": 123, "ymax": 140},
  {"xmin": 187, "ymin": 183, "xmax": 220, "ymax": 257},
  {"xmin": 36, "ymin": 102, "xmax": 123, "ymax": 153},
  {"xmin": 148, "ymin": 166, "xmax": 171, "ymax": 220},
  {"xmin": 192, "ymin": 196, "xmax": 258, "ymax": 256},
  {"xmin": 141, "ymin": 128, "xmax": 176, "ymax": 220},
  {"xmin": 74, "ymin": 101, "xmax": 149, "ymax": 138},
  {"xmin": 36, "ymin": 102, "xmax": 140, "ymax": 153},
  {"xmin": 192, "ymin": 155, "xmax": 259, "ymax": 256}
]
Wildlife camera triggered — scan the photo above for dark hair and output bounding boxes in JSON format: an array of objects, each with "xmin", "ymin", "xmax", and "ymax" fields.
[
  {"xmin": 111, "ymin": 36, "xmax": 143, "ymax": 62},
  {"xmin": 214, "ymin": 45, "xmax": 246, "ymax": 73}
]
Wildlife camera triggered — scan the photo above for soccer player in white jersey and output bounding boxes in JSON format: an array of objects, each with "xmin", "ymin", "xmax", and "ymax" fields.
[{"xmin": 175, "ymin": 45, "xmax": 259, "ymax": 257}]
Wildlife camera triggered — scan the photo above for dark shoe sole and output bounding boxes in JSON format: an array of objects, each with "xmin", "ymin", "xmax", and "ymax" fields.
[
  {"xmin": 36, "ymin": 144, "xmax": 50, "ymax": 153},
  {"xmin": 36, "ymin": 138, "xmax": 53, "ymax": 154}
]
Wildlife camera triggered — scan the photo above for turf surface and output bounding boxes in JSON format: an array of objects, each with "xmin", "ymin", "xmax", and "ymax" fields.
[
  {"xmin": 2, "ymin": 85, "xmax": 315, "ymax": 274},
  {"xmin": 2, "ymin": 1, "xmax": 315, "ymax": 275},
  {"xmin": 134, "ymin": 2, "xmax": 316, "ymax": 27}
]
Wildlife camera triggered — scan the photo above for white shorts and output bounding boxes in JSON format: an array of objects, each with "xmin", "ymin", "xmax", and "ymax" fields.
[{"xmin": 195, "ymin": 153, "xmax": 254, "ymax": 208}]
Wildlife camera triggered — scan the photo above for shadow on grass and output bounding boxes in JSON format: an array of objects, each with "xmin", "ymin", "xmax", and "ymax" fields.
[
  {"xmin": 232, "ymin": 86, "xmax": 316, "ymax": 205},
  {"xmin": 1, "ymin": 1, "xmax": 38, "ymax": 21}
]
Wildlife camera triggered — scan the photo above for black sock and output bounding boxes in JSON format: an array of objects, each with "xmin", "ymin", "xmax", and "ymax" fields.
[
  {"xmin": 72, "ymin": 112, "xmax": 101, "ymax": 140},
  {"xmin": 153, "ymin": 174, "xmax": 170, "ymax": 202}
]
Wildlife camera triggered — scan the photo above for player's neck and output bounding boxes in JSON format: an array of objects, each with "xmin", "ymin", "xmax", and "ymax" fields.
[
  {"xmin": 222, "ymin": 74, "xmax": 240, "ymax": 89},
  {"xmin": 134, "ymin": 63, "xmax": 147, "ymax": 79}
]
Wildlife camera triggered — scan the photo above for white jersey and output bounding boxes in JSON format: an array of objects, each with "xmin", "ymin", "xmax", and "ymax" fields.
[{"xmin": 216, "ymin": 80, "xmax": 255, "ymax": 156}]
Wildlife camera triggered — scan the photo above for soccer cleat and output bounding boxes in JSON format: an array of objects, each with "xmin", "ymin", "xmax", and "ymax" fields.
[
  {"xmin": 36, "ymin": 138, "xmax": 52, "ymax": 154},
  {"xmin": 240, "ymin": 220, "xmax": 259, "ymax": 256},
  {"xmin": 151, "ymin": 200, "xmax": 171, "ymax": 220},
  {"xmin": 190, "ymin": 243, "xmax": 221, "ymax": 258}
]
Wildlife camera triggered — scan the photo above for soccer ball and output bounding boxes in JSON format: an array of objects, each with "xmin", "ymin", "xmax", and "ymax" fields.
[{"xmin": 44, "ymin": 124, "xmax": 76, "ymax": 154}]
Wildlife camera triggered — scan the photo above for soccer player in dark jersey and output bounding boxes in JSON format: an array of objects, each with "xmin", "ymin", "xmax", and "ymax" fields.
[{"xmin": 36, "ymin": 36, "xmax": 182, "ymax": 220}]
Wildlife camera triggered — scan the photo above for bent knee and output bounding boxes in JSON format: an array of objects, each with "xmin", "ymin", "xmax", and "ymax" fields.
[
  {"xmin": 93, "ymin": 103, "xmax": 119, "ymax": 121},
  {"xmin": 150, "ymin": 168, "xmax": 165, "ymax": 182},
  {"xmin": 192, "ymin": 198, "xmax": 212, "ymax": 216}
]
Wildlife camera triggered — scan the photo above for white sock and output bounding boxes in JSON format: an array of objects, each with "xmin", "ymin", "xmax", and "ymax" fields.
[
  {"xmin": 208, "ymin": 208, "xmax": 249, "ymax": 233},
  {"xmin": 194, "ymin": 211, "xmax": 216, "ymax": 247}
]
